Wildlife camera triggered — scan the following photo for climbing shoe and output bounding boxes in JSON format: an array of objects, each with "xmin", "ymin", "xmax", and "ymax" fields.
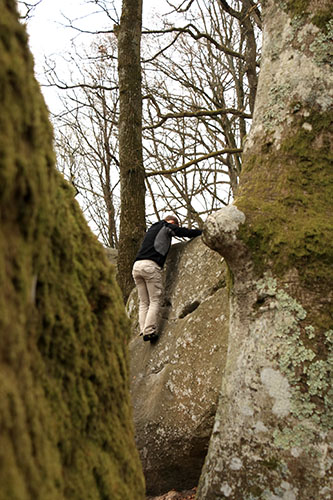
[{"xmin": 143, "ymin": 332, "xmax": 158, "ymax": 342}]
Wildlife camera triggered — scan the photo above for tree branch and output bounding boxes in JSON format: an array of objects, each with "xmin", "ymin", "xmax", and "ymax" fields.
[
  {"xmin": 143, "ymin": 107, "xmax": 251, "ymax": 130},
  {"xmin": 142, "ymin": 32, "xmax": 183, "ymax": 63},
  {"xmin": 142, "ymin": 24, "xmax": 245, "ymax": 60},
  {"xmin": 42, "ymin": 82, "xmax": 119, "ymax": 92},
  {"xmin": 216, "ymin": 0, "xmax": 240, "ymax": 19},
  {"xmin": 18, "ymin": 0, "xmax": 42, "ymax": 20},
  {"xmin": 145, "ymin": 148, "xmax": 243, "ymax": 177},
  {"xmin": 241, "ymin": 0, "xmax": 262, "ymax": 29},
  {"xmin": 166, "ymin": 0, "xmax": 195, "ymax": 14}
]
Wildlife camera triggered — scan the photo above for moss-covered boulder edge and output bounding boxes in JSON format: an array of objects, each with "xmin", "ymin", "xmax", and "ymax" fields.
[
  {"xmin": 0, "ymin": 2, "xmax": 145, "ymax": 499},
  {"xmin": 237, "ymin": 107, "xmax": 333, "ymax": 295}
]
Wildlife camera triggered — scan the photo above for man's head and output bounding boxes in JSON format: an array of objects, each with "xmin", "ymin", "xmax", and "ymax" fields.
[{"xmin": 164, "ymin": 215, "xmax": 179, "ymax": 226}]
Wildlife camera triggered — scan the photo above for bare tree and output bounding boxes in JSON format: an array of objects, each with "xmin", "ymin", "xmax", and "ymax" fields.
[
  {"xmin": 17, "ymin": 0, "xmax": 42, "ymax": 21},
  {"xmin": 116, "ymin": 0, "xmax": 146, "ymax": 301},
  {"xmin": 49, "ymin": 39, "xmax": 120, "ymax": 248},
  {"xmin": 141, "ymin": 0, "xmax": 260, "ymax": 216}
]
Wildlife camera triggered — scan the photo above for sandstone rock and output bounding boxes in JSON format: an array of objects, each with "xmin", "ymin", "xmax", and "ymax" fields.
[
  {"xmin": 128, "ymin": 237, "xmax": 229, "ymax": 495},
  {"xmin": 0, "ymin": 3, "xmax": 144, "ymax": 499}
]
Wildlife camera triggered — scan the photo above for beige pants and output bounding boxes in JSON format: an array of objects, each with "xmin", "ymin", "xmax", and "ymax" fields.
[{"xmin": 132, "ymin": 260, "xmax": 163, "ymax": 335}]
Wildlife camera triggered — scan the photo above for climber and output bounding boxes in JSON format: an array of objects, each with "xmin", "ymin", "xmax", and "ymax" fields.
[{"xmin": 132, "ymin": 215, "xmax": 202, "ymax": 342}]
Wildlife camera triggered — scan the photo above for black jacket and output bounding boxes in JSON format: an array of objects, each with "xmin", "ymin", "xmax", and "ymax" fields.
[{"xmin": 134, "ymin": 220, "xmax": 202, "ymax": 268}]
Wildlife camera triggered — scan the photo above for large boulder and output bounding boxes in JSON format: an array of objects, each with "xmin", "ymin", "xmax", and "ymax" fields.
[
  {"xmin": 128, "ymin": 237, "xmax": 229, "ymax": 495},
  {"xmin": 0, "ymin": 3, "xmax": 145, "ymax": 499}
]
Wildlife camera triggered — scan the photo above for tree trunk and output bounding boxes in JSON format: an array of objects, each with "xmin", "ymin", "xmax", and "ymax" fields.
[
  {"xmin": 198, "ymin": 1, "xmax": 333, "ymax": 499},
  {"xmin": 117, "ymin": 0, "xmax": 146, "ymax": 301},
  {"xmin": 240, "ymin": 0, "xmax": 258, "ymax": 114}
]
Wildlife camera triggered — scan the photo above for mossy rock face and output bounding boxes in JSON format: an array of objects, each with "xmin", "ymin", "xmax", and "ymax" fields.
[
  {"xmin": 236, "ymin": 0, "xmax": 333, "ymax": 329},
  {"xmin": 0, "ymin": 2, "xmax": 145, "ymax": 499},
  {"xmin": 278, "ymin": 0, "xmax": 332, "ymax": 32},
  {"xmin": 237, "ymin": 108, "xmax": 333, "ymax": 293}
]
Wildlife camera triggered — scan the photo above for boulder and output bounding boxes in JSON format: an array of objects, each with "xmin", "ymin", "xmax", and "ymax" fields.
[
  {"xmin": 0, "ymin": 3, "xmax": 144, "ymax": 499},
  {"xmin": 128, "ymin": 237, "xmax": 229, "ymax": 495}
]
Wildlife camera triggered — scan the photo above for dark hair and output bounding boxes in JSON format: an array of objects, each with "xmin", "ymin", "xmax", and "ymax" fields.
[{"xmin": 164, "ymin": 215, "xmax": 179, "ymax": 225}]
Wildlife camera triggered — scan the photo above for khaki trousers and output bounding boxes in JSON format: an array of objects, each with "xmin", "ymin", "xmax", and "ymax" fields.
[{"xmin": 132, "ymin": 260, "xmax": 163, "ymax": 335}]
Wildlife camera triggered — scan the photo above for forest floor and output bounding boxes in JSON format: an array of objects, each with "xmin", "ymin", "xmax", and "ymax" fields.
[{"xmin": 147, "ymin": 487, "xmax": 196, "ymax": 500}]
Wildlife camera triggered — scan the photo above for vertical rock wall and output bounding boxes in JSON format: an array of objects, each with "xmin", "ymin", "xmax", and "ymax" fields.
[
  {"xmin": 0, "ymin": 2, "xmax": 145, "ymax": 499},
  {"xmin": 128, "ymin": 238, "xmax": 229, "ymax": 495}
]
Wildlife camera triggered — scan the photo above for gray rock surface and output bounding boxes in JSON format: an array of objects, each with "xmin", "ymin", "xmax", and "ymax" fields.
[{"xmin": 127, "ymin": 237, "xmax": 229, "ymax": 495}]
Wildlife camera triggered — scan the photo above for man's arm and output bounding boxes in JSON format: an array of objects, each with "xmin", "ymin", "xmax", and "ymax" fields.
[{"xmin": 166, "ymin": 222, "xmax": 202, "ymax": 239}]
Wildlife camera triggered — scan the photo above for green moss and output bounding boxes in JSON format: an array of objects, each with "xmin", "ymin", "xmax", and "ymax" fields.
[
  {"xmin": 237, "ymin": 108, "xmax": 333, "ymax": 299},
  {"xmin": 311, "ymin": 11, "xmax": 332, "ymax": 32},
  {"xmin": 0, "ymin": 2, "xmax": 145, "ymax": 499},
  {"xmin": 260, "ymin": 458, "xmax": 279, "ymax": 471},
  {"xmin": 277, "ymin": 0, "xmax": 332, "ymax": 33},
  {"xmin": 248, "ymin": 485, "xmax": 263, "ymax": 497},
  {"xmin": 276, "ymin": 0, "xmax": 309, "ymax": 19}
]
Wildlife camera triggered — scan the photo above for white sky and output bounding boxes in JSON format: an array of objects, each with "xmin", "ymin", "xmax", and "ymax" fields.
[
  {"xmin": 26, "ymin": 0, "xmax": 167, "ymax": 65},
  {"xmin": 27, "ymin": 1, "xmax": 107, "ymax": 64},
  {"xmin": 24, "ymin": 0, "xmax": 169, "ymax": 111}
]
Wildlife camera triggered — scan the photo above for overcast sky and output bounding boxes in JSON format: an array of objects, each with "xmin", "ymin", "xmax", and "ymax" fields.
[
  {"xmin": 24, "ymin": 0, "xmax": 168, "ymax": 110},
  {"xmin": 26, "ymin": 0, "xmax": 166, "ymax": 65},
  {"xmin": 27, "ymin": 1, "xmax": 106, "ymax": 63}
]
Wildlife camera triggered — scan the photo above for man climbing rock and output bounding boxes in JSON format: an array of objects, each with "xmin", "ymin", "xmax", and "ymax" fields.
[{"xmin": 132, "ymin": 215, "xmax": 202, "ymax": 342}]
